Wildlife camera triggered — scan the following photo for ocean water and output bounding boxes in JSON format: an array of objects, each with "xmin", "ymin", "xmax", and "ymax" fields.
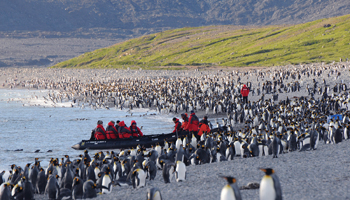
[{"xmin": 0, "ymin": 89, "xmax": 174, "ymax": 176}]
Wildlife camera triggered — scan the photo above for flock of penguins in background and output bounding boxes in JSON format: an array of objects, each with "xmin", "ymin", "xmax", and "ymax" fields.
[{"xmin": 1, "ymin": 63, "xmax": 350, "ymax": 199}]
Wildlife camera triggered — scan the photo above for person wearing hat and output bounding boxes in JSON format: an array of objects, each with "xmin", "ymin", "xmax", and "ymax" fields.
[
  {"xmin": 172, "ymin": 117, "xmax": 182, "ymax": 133},
  {"xmin": 106, "ymin": 121, "xmax": 119, "ymax": 139},
  {"xmin": 118, "ymin": 121, "xmax": 132, "ymax": 139},
  {"xmin": 241, "ymin": 84, "xmax": 250, "ymax": 104},
  {"xmin": 186, "ymin": 110, "xmax": 199, "ymax": 132},
  {"xmin": 115, "ymin": 120, "xmax": 120, "ymax": 131},
  {"xmin": 180, "ymin": 113, "xmax": 189, "ymax": 130},
  {"xmin": 130, "ymin": 120, "xmax": 143, "ymax": 137},
  {"xmin": 198, "ymin": 116, "xmax": 210, "ymax": 137},
  {"xmin": 94, "ymin": 120, "xmax": 107, "ymax": 140}
]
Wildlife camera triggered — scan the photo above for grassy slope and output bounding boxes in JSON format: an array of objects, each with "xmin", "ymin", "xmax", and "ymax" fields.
[{"xmin": 53, "ymin": 14, "xmax": 350, "ymax": 69}]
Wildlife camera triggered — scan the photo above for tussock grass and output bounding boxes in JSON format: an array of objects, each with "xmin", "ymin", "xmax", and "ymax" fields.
[{"xmin": 52, "ymin": 14, "xmax": 350, "ymax": 69}]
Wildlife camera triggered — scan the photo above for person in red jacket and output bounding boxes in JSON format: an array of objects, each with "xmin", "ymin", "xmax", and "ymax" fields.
[
  {"xmin": 180, "ymin": 113, "xmax": 189, "ymax": 131},
  {"xmin": 118, "ymin": 121, "xmax": 132, "ymax": 139},
  {"xmin": 186, "ymin": 110, "xmax": 199, "ymax": 132},
  {"xmin": 106, "ymin": 121, "xmax": 119, "ymax": 139},
  {"xmin": 198, "ymin": 116, "xmax": 211, "ymax": 137},
  {"xmin": 241, "ymin": 84, "xmax": 250, "ymax": 104},
  {"xmin": 172, "ymin": 117, "xmax": 182, "ymax": 133},
  {"xmin": 130, "ymin": 120, "xmax": 143, "ymax": 137},
  {"xmin": 94, "ymin": 120, "xmax": 107, "ymax": 140}
]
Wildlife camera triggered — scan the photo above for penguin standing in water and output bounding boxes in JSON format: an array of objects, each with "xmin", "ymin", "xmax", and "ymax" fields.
[
  {"xmin": 220, "ymin": 176, "xmax": 242, "ymax": 200},
  {"xmin": 175, "ymin": 161, "xmax": 186, "ymax": 182},
  {"xmin": 147, "ymin": 187, "xmax": 162, "ymax": 200},
  {"xmin": 259, "ymin": 168, "xmax": 282, "ymax": 200}
]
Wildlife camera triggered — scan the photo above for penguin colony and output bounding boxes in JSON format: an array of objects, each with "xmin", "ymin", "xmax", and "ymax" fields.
[
  {"xmin": 1, "ymin": 63, "xmax": 349, "ymax": 113},
  {"xmin": 1, "ymin": 63, "xmax": 350, "ymax": 200}
]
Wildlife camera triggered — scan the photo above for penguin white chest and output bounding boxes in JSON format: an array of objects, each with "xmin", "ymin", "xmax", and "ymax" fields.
[
  {"xmin": 220, "ymin": 185, "xmax": 236, "ymax": 200},
  {"xmin": 260, "ymin": 176, "xmax": 276, "ymax": 200},
  {"xmin": 102, "ymin": 175, "xmax": 112, "ymax": 194},
  {"xmin": 175, "ymin": 162, "xmax": 186, "ymax": 182}
]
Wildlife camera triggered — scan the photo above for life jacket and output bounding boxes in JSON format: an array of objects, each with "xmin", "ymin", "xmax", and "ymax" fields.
[
  {"xmin": 181, "ymin": 115, "xmax": 189, "ymax": 130},
  {"xmin": 241, "ymin": 85, "xmax": 250, "ymax": 97},
  {"xmin": 186, "ymin": 113, "xmax": 199, "ymax": 132},
  {"xmin": 106, "ymin": 121, "xmax": 119, "ymax": 139},
  {"xmin": 94, "ymin": 124, "xmax": 107, "ymax": 140},
  {"xmin": 198, "ymin": 119, "xmax": 210, "ymax": 136},
  {"xmin": 173, "ymin": 118, "xmax": 182, "ymax": 133},
  {"xmin": 130, "ymin": 120, "xmax": 143, "ymax": 137},
  {"xmin": 118, "ymin": 121, "xmax": 132, "ymax": 139}
]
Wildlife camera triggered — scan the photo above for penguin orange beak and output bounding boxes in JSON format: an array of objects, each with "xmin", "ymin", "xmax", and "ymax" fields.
[{"xmin": 259, "ymin": 168, "xmax": 267, "ymax": 173}]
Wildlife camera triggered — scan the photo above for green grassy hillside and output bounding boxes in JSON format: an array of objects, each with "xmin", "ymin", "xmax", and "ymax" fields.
[{"xmin": 53, "ymin": 14, "xmax": 350, "ymax": 69}]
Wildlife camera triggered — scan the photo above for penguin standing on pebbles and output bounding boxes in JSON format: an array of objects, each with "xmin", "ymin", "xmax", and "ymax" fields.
[
  {"xmin": 220, "ymin": 176, "xmax": 242, "ymax": 200},
  {"xmin": 132, "ymin": 168, "xmax": 146, "ymax": 189},
  {"xmin": 83, "ymin": 180, "xmax": 97, "ymax": 199},
  {"xmin": 45, "ymin": 174, "xmax": 60, "ymax": 200},
  {"xmin": 175, "ymin": 161, "xmax": 186, "ymax": 182},
  {"xmin": 162, "ymin": 163, "xmax": 175, "ymax": 183},
  {"xmin": 147, "ymin": 187, "xmax": 162, "ymax": 200},
  {"xmin": 259, "ymin": 168, "xmax": 282, "ymax": 200}
]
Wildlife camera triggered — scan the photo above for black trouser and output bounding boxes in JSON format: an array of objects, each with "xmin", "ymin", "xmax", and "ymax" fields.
[{"xmin": 243, "ymin": 96, "xmax": 248, "ymax": 104}]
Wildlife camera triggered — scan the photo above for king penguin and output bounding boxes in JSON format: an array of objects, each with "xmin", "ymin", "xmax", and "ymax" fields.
[
  {"xmin": 83, "ymin": 180, "xmax": 97, "ymax": 199},
  {"xmin": 45, "ymin": 174, "xmax": 60, "ymax": 200},
  {"xmin": 162, "ymin": 163, "xmax": 175, "ymax": 183},
  {"xmin": 0, "ymin": 183, "xmax": 11, "ymax": 200},
  {"xmin": 72, "ymin": 177, "xmax": 83, "ymax": 200},
  {"xmin": 175, "ymin": 161, "xmax": 186, "ymax": 182},
  {"xmin": 101, "ymin": 171, "xmax": 113, "ymax": 194},
  {"xmin": 259, "ymin": 168, "xmax": 282, "ymax": 200},
  {"xmin": 220, "ymin": 176, "xmax": 242, "ymax": 200},
  {"xmin": 147, "ymin": 187, "xmax": 162, "ymax": 200},
  {"xmin": 132, "ymin": 168, "xmax": 146, "ymax": 189}
]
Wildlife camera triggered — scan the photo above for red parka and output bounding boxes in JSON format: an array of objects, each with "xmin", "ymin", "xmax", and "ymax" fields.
[
  {"xmin": 118, "ymin": 121, "xmax": 132, "ymax": 139},
  {"xmin": 172, "ymin": 118, "xmax": 182, "ymax": 133},
  {"xmin": 94, "ymin": 124, "xmax": 107, "ymax": 140},
  {"xmin": 106, "ymin": 121, "xmax": 119, "ymax": 139},
  {"xmin": 181, "ymin": 113, "xmax": 189, "ymax": 131},
  {"xmin": 241, "ymin": 85, "xmax": 250, "ymax": 97},
  {"xmin": 186, "ymin": 113, "xmax": 199, "ymax": 132},
  {"xmin": 198, "ymin": 119, "xmax": 211, "ymax": 136},
  {"xmin": 130, "ymin": 120, "xmax": 143, "ymax": 137}
]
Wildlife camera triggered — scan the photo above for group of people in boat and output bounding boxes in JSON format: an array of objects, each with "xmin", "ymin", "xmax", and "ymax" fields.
[
  {"xmin": 91, "ymin": 110, "xmax": 211, "ymax": 140},
  {"xmin": 90, "ymin": 120, "xmax": 143, "ymax": 140}
]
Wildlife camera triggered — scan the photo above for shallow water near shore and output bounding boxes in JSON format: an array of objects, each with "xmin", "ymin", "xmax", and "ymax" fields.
[{"xmin": 0, "ymin": 89, "xmax": 174, "ymax": 175}]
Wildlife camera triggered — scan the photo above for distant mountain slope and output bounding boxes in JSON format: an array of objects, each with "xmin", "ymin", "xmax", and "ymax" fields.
[
  {"xmin": 52, "ymin": 14, "xmax": 350, "ymax": 68},
  {"xmin": 1, "ymin": 0, "xmax": 350, "ymax": 34}
]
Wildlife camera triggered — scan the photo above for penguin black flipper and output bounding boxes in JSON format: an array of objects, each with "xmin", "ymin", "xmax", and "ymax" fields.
[{"xmin": 272, "ymin": 174, "xmax": 283, "ymax": 200}]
